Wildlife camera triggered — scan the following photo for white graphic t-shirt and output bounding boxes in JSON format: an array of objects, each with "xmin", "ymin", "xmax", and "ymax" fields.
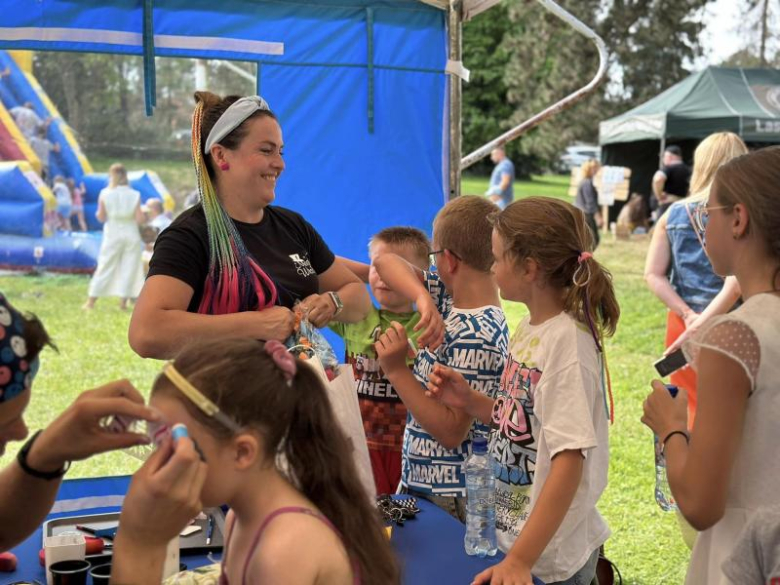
[
  {"xmin": 490, "ymin": 311, "xmax": 610, "ymax": 583},
  {"xmin": 400, "ymin": 271, "xmax": 509, "ymax": 497}
]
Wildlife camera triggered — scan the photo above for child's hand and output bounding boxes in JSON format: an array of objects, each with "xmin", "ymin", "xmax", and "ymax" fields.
[
  {"xmin": 375, "ymin": 321, "xmax": 415, "ymax": 376},
  {"xmin": 426, "ymin": 364, "xmax": 473, "ymax": 412},
  {"xmin": 471, "ymin": 557, "xmax": 534, "ymax": 585},
  {"xmin": 641, "ymin": 379, "xmax": 688, "ymax": 438},
  {"xmin": 413, "ymin": 294, "xmax": 444, "ymax": 350}
]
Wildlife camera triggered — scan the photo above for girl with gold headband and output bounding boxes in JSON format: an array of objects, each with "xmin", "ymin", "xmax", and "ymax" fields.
[
  {"xmin": 112, "ymin": 338, "xmax": 400, "ymax": 584},
  {"xmin": 129, "ymin": 93, "xmax": 371, "ymax": 359}
]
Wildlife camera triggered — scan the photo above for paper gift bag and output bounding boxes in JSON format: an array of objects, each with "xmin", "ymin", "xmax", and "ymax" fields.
[{"xmin": 305, "ymin": 357, "xmax": 376, "ymax": 500}]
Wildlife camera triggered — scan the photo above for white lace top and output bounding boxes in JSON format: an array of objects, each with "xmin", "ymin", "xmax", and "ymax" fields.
[{"xmin": 682, "ymin": 292, "xmax": 780, "ymax": 584}]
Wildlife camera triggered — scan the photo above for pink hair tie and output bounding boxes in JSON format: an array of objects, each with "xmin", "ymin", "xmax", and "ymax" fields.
[
  {"xmin": 578, "ymin": 252, "xmax": 593, "ymax": 264},
  {"xmin": 265, "ymin": 340, "xmax": 296, "ymax": 385}
]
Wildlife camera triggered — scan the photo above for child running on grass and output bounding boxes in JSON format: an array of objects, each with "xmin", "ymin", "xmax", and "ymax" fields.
[{"xmin": 428, "ymin": 197, "xmax": 619, "ymax": 584}]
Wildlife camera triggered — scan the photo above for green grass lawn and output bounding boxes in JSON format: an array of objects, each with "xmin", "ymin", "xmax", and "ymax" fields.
[
  {"xmin": 462, "ymin": 173, "xmax": 572, "ymax": 202},
  {"xmin": 0, "ymin": 175, "xmax": 689, "ymax": 583}
]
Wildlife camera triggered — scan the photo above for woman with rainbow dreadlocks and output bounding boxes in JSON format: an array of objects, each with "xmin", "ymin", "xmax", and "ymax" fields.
[{"xmin": 129, "ymin": 93, "xmax": 371, "ymax": 359}]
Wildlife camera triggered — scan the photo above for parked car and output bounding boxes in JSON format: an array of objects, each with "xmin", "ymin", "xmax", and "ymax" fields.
[{"xmin": 556, "ymin": 144, "xmax": 601, "ymax": 173}]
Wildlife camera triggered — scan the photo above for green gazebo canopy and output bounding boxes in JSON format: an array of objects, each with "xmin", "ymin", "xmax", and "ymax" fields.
[{"xmin": 600, "ymin": 67, "xmax": 780, "ymax": 145}]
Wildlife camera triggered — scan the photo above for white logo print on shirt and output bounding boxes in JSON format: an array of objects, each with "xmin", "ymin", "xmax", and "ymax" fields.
[{"xmin": 289, "ymin": 253, "xmax": 316, "ymax": 277}]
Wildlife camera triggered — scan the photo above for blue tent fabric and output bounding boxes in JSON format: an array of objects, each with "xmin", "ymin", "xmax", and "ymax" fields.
[{"xmin": 0, "ymin": 0, "xmax": 449, "ymax": 267}]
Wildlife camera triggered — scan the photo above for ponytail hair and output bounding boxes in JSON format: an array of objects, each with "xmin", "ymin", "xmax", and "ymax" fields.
[
  {"xmin": 492, "ymin": 197, "xmax": 620, "ymax": 421},
  {"xmin": 190, "ymin": 91, "xmax": 279, "ymax": 315},
  {"xmin": 492, "ymin": 197, "xmax": 620, "ymax": 338},
  {"xmin": 152, "ymin": 339, "xmax": 400, "ymax": 585}
]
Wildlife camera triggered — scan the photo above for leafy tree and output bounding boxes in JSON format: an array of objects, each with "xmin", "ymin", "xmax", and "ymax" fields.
[{"xmin": 461, "ymin": 0, "xmax": 712, "ymax": 172}]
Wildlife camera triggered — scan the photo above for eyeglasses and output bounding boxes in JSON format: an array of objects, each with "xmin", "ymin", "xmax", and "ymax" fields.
[
  {"xmin": 428, "ymin": 249, "xmax": 462, "ymax": 267},
  {"xmin": 692, "ymin": 203, "xmax": 732, "ymax": 234}
]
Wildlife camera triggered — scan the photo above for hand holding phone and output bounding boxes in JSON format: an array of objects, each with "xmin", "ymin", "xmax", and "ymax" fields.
[{"xmin": 654, "ymin": 348, "xmax": 688, "ymax": 377}]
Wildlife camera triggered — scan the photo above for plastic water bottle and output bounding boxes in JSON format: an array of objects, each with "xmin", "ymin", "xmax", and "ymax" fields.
[
  {"xmin": 654, "ymin": 384, "xmax": 679, "ymax": 512},
  {"xmin": 464, "ymin": 436, "xmax": 498, "ymax": 557}
]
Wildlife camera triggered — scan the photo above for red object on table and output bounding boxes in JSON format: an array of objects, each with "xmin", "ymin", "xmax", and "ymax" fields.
[
  {"xmin": 37, "ymin": 537, "xmax": 105, "ymax": 565},
  {"xmin": 0, "ymin": 551, "xmax": 18, "ymax": 572}
]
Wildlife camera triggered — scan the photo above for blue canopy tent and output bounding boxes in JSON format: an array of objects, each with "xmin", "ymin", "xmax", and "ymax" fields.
[{"xmin": 0, "ymin": 0, "xmax": 451, "ymax": 267}]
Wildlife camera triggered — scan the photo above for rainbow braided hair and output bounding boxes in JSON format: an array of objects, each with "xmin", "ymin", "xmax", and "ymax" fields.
[{"xmin": 191, "ymin": 100, "xmax": 278, "ymax": 315}]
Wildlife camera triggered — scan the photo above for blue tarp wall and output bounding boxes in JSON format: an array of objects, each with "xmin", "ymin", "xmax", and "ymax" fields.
[{"xmin": 0, "ymin": 0, "xmax": 449, "ymax": 265}]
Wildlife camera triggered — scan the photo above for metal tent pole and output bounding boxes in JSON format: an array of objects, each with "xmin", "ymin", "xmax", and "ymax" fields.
[
  {"xmin": 459, "ymin": 0, "xmax": 608, "ymax": 170},
  {"xmin": 448, "ymin": 1, "xmax": 463, "ymax": 200}
]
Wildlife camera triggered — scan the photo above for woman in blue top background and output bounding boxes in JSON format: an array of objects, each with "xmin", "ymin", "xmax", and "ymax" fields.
[{"xmin": 644, "ymin": 132, "xmax": 747, "ymax": 429}]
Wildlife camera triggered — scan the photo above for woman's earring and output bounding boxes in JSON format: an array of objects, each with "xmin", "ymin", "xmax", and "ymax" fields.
[{"xmin": 219, "ymin": 162, "xmax": 230, "ymax": 171}]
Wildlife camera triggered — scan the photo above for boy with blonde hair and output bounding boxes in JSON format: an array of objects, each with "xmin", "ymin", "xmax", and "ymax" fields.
[
  {"xmin": 374, "ymin": 196, "xmax": 509, "ymax": 520},
  {"xmin": 332, "ymin": 227, "xmax": 430, "ymax": 494}
]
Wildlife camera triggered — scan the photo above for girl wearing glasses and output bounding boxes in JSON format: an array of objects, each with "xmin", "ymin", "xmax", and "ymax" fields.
[
  {"xmin": 642, "ymin": 146, "xmax": 780, "ymax": 585},
  {"xmin": 644, "ymin": 132, "xmax": 747, "ymax": 434},
  {"xmin": 113, "ymin": 337, "xmax": 398, "ymax": 585}
]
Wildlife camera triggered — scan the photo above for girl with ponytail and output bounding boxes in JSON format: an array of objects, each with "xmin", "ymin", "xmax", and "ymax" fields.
[
  {"xmin": 129, "ymin": 92, "xmax": 370, "ymax": 359},
  {"xmin": 148, "ymin": 337, "xmax": 399, "ymax": 585},
  {"xmin": 426, "ymin": 197, "xmax": 619, "ymax": 585}
]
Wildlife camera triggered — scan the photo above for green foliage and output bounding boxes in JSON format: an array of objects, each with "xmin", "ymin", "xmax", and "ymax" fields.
[
  {"xmin": 33, "ymin": 54, "xmax": 255, "ymax": 159},
  {"xmin": 602, "ymin": 0, "xmax": 710, "ymax": 105},
  {"xmin": 0, "ymin": 175, "xmax": 691, "ymax": 582},
  {"xmin": 462, "ymin": 1, "xmax": 712, "ymax": 171}
]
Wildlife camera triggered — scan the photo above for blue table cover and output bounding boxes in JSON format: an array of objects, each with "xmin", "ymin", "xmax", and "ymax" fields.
[{"xmin": 7, "ymin": 477, "xmax": 544, "ymax": 585}]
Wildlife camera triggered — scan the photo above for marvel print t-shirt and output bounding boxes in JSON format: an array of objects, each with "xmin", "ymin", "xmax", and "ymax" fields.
[
  {"xmin": 330, "ymin": 307, "xmax": 421, "ymax": 451},
  {"xmin": 400, "ymin": 271, "xmax": 509, "ymax": 497},
  {"xmin": 490, "ymin": 312, "xmax": 610, "ymax": 583},
  {"xmin": 148, "ymin": 204, "xmax": 335, "ymax": 311}
]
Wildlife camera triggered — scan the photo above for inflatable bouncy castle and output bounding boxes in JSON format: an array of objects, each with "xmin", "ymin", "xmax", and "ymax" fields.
[{"xmin": 0, "ymin": 50, "xmax": 172, "ymax": 272}]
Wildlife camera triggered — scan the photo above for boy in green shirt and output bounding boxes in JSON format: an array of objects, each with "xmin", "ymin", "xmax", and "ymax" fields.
[{"xmin": 332, "ymin": 227, "xmax": 430, "ymax": 494}]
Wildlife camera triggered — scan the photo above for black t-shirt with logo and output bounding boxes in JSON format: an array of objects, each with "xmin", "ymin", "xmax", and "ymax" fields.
[
  {"xmin": 147, "ymin": 204, "xmax": 335, "ymax": 312},
  {"xmin": 662, "ymin": 162, "xmax": 692, "ymax": 197}
]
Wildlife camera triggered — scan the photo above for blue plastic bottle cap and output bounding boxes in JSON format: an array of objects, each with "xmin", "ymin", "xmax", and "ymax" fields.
[
  {"xmin": 665, "ymin": 384, "xmax": 679, "ymax": 398},
  {"xmin": 171, "ymin": 424, "xmax": 189, "ymax": 441},
  {"xmin": 472, "ymin": 436, "xmax": 488, "ymax": 454}
]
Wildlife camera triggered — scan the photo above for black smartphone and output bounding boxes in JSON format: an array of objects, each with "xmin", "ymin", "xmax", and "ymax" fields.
[{"xmin": 654, "ymin": 348, "xmax": 688, "ymax": 377}]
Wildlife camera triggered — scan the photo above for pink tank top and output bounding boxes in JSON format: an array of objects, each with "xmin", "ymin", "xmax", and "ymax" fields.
[{"xmin": 218, "ymin": 506, "xmax": 360, "ymax": 585}]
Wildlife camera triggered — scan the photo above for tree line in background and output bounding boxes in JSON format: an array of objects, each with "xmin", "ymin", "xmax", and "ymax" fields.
[
  {"xmin": 29, "ymin": 0, "xmax": 779, "ymax": 176},
  {"xmin": 463, "ymin": 0, "xmax": 780, "ymax": 177},
  {"xmin": 33, "ymin": 54, "xmax": 254, "ymax": 160}
]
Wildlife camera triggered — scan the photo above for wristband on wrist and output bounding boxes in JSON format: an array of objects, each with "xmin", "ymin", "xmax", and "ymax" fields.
[
  {"xmin": 327, "ymin": 291, "xmax": 344, "ymax": 317},
  {"xmin": 661, "ymin": 429, "xmax": 689, "ymax": 457},
  {"xmin": 17, "ymin": 430, "xmax": 70, "ymax": 480}
]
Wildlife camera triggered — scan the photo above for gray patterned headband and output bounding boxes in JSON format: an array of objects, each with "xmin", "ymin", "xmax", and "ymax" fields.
[{"xmin": 203, "ymin": 96, "xmax": 272, "ymax": 154}]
